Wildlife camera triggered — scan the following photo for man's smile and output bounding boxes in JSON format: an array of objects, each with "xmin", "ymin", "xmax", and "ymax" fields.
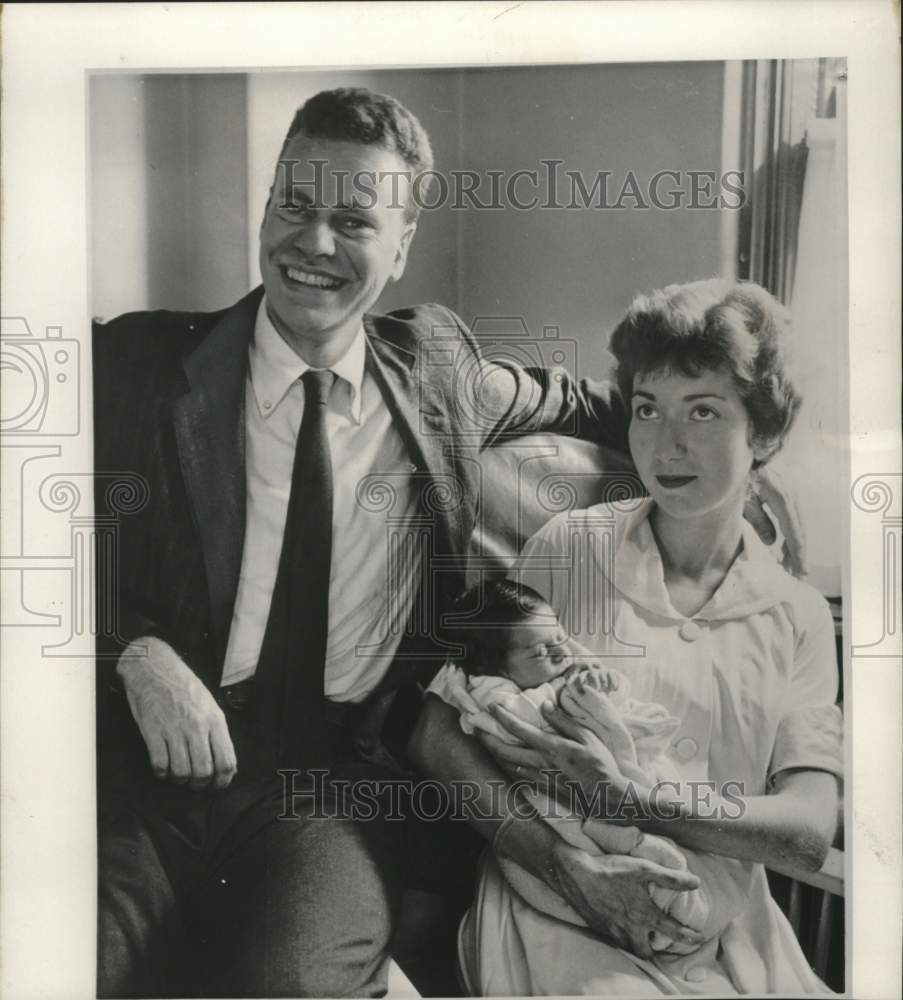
[{"xmin": 281, "ymin": 264, "xmax": 345, "ymax": 290}]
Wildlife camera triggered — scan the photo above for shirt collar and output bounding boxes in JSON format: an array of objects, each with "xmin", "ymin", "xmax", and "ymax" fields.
[
  {"xmin": 249, "ymin": 297, "xmax": 365, "ymax": 423},
  {"xmin": 606, "ymin": 497, "xmax": 799, "ymax": 621}
]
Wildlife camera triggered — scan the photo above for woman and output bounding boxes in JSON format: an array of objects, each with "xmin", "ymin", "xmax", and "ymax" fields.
[{"xmin": 455, "ymin": 278, "xmax": 843, "ymax": 995}]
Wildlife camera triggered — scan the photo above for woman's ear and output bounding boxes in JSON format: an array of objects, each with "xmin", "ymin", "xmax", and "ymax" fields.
[{"xmin": 753, "ymin": 436, "xmax": 780, "ymax": 466}]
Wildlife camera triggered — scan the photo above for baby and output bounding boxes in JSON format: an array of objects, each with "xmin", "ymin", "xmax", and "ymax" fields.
[
  {"xmin": 440, "ymin": 580, "xmax": 681, "ymax": 785},
  {"xmin": 430, "ymin": 580, "xmax": 748, "ymax": 975}
]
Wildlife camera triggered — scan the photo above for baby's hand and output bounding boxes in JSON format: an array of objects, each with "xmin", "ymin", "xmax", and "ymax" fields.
[
  {"xmin": 595, "ymin": 668, "xmax": 620, "ymax": 694},
  {"xmin": 568, "ymin": 665, "xmax": 628, "ymax": 698},
  {"xmin": 564, "ymin": 663, "xmax": 597, "ymax": 692},
  {"xmin": 560, "ymin": 670, "xmax": 638, "ymax": 768}
]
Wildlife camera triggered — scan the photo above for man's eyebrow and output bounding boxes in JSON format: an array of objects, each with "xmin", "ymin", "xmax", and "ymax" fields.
[
  {"xmin": 336, "ymin": 200, "xmax": 376, "ymax": 213},
  {"xmin": 282, "ymin": 187, "xmax": 313, "ymax": 205},
  {"xmin": 282, "ymin": 189, "xmax": 376, "ymax": 213}
]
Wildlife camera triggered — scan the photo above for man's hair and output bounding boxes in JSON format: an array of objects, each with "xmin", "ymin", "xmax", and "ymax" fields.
[
  {"xmin": 279, "ymin": 87, "xmax": 434, "ymax": 221},
  {"xmin": 608, "ymin": 278, "xmax": 801, "ymax": 467},
  {"xmin": 448, "ymin": 579, "xmax": 553, "ymax": 677}
]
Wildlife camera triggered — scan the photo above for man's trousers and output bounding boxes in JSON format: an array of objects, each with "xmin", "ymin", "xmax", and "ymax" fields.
[{"xmin": 97, "ymin": 691, "xmax": 480, "ymax": 998}]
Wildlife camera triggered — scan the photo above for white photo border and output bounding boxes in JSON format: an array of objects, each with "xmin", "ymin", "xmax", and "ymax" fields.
[{"xmin": 1, "ymin": 3, "xmax": 900, "ymax": 997}]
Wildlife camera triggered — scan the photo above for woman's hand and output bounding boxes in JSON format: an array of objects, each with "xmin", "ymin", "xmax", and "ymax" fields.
[
  {"xmin": 550, "ymin": 841, "xmax": 706, "ymax": 959},
  {"xmin": 481, "ymin": 702, "xmax": 630, "ymax": 811}
]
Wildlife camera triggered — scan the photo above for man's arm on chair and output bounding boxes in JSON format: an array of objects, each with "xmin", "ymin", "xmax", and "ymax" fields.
[{"xmin": 407, "ymin": 694, "xmax": 706, "ymax": 961}]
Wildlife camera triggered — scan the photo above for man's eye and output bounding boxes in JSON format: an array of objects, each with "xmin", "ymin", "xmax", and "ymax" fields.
[
  {"xmin": 338, "ymin": 216, "xmax": 372, "ymax": 233},
  {"xmin": 280, "ymin": 201, "xmax": 309, "ymax": 216}
]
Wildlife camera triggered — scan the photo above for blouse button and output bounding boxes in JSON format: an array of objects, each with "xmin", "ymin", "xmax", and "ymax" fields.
[
  {"xmin": 675, "ymin": 737, "xmax": 698, "ymax": 761},
  {"xmin": 679, "ymin": 620, "xmax": 702, "ymax": 642}
]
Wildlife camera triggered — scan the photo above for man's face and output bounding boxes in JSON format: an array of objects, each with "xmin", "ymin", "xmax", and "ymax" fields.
[{"xmin": 259, "ymin": 136, "xmax": 416, "ymax": 350}]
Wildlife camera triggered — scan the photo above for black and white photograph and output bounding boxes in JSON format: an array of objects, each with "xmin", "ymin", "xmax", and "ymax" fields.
[{"xmin": 1, "ymin": 4, "xmax": 900, "ymax": 999}]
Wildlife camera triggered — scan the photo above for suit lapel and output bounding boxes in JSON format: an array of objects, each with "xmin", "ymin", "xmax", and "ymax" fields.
[
  {"xmin": 171, "ymin": 287, "xmax": 263, "ymax": 663},
  {"xmin": 364, "ymin": 317, "xmax": 476, "ymax": 563}
]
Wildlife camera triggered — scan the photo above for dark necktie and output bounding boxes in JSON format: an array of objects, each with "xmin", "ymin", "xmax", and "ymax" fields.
[{"xmin": 252, "ymin": 368, "xmax": 336, "ymax": 763}]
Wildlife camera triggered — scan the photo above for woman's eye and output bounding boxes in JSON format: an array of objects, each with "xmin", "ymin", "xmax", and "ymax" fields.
[
  {"xmin": 634, "ymin": 402, "xmax": 657, "ymax": 419},
  {"xmin": 691, "ymin": 405, "xmax": 717, "ymax": 420}
]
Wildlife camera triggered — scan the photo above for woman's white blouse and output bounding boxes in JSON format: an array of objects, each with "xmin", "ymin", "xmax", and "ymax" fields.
[{"xmin": 513, "ymin": 498, "xmax": 843, "ymax": 797}]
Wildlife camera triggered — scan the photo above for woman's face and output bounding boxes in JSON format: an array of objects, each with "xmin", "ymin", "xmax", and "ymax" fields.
[{"xmin": 628, "ymin": 366, "xmax": 767, "ymax": 523}]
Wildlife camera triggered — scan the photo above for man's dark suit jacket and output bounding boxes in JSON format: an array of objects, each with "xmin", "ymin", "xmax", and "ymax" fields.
[{"xmin": 92, "ymin": 287, "xmax": 627, "ymax": 756}]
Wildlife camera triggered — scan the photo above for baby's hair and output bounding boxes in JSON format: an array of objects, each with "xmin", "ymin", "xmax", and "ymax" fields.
[{"xmin": 448, "ymin": 579, "xmax": 553, "ymax": 677}]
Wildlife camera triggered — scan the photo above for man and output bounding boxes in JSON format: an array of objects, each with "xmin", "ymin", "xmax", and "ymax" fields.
[{"xmin": 94, "ymin": 87, "xmax": 798, "ymax": 996}]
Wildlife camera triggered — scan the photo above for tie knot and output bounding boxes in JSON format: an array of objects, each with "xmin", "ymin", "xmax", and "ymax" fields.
[{"xmin": 301, "ymin": 368, "xmax": 336, "ymax": 407}]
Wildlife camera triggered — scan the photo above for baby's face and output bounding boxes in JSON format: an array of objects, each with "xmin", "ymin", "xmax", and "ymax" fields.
[{"xmin": 501, "ymin": 612, "xmax": 573, "ymax": 689}]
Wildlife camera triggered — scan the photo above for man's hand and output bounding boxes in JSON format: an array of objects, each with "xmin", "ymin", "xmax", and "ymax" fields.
[
  {"xmin": 550, "ymin": 841, "xmax": 705, "ymax": 959},
  {"xmin": 117, "ymin": 637, "xmax": 237, "ymax": 790},
  {"xmin": 746, "ymin": 466, "xmax": 807, "ymax": 577}
]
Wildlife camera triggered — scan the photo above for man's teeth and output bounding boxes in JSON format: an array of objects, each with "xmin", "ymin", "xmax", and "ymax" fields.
[{"xmin": 285, "ymin": 266, "xmax": 341, "ymax": 289}]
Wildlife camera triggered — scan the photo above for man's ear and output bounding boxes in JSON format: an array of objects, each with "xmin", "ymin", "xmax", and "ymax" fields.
[
  {"xmin": 260, "ymin": 184, "xmax": 275, "ymax": 230},
  {"xmin": 390, "ymin": 222, "xmax": 418, "ymax": 282}
]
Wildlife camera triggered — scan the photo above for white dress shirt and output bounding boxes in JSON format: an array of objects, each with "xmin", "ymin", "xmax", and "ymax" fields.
[{"xmin": 220, "ymin": 299, "xmax": 419, "ymax": 702}]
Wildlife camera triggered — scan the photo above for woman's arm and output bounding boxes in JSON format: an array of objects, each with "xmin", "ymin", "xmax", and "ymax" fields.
[
  {"xmin": 637, "ymin": 767, "xmax": 839, "ymax": 873},
  {"xmin": 407, "ymin": 694, "xmax": 707, "ymax": 959},
  {"xmin": 486, "ymin": 702, "xmax": 839, "ymax": 873}
]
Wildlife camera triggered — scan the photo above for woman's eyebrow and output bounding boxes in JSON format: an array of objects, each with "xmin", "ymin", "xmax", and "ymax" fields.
[
  {"xmin": 632, "ymin": 390, "xmax": 656, "ymax": 400},
  {"xmin": 684, "ymin": 393, "xmax": 727, "ymax": 401}
]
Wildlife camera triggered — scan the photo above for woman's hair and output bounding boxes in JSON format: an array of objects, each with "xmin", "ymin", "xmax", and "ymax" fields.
[
  {"xmin": 608, "ymin": 278, "xmax": 801, "ymax": 466},
  {"xmin": 448, "ymin": 579, "xmax": 551, "ymax": 677}
]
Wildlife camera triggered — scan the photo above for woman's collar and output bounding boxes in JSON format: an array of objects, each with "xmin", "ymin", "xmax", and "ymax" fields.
[{"xmin": 606, "ymin": 497, "xmax": 800, "ymax": 621}]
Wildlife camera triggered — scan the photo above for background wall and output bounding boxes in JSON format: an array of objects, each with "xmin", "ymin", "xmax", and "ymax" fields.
[
  {"xmin": 91, "ymin": 63, "xmax": 724, "ymax": 377},
  {"xmin": 452, "ymin": 62, "xmax": 724, "ymax": 375},
  {"xmin": 91, "ymin": 73, "xmax": 249, "ymax": 319}
]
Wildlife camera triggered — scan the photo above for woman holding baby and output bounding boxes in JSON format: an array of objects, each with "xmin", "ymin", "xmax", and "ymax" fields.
[{"xmin": 421, "ymin": 279, "xmax": 843, "ymax": 995}]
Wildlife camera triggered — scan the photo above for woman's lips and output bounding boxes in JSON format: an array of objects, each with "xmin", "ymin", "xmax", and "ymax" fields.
[{"xmin": 656, "ymin": 475, "xmax": 697, "ymax": 489}]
